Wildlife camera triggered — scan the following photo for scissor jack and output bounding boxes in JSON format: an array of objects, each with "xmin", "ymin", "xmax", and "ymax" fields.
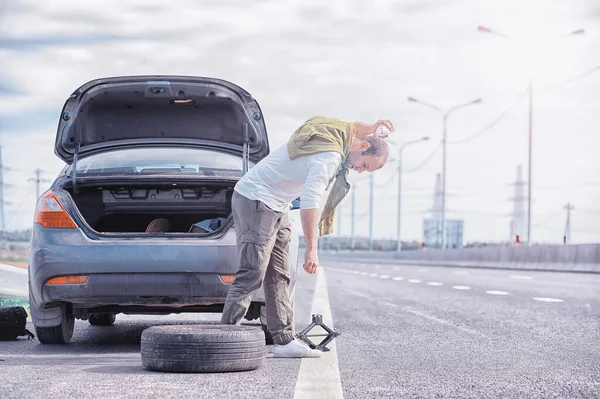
[{"xmin": 295, "ymin": 314, "xmax": 340, "ymax": 352}]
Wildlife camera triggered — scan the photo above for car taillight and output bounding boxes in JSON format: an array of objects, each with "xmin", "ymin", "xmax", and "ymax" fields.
[
  {"xmin": 46, "ymin": 275, "xmax": 88, "ymax": 285},
  {"xmin": 35, "ymin": 191, "xmax": 77, "ymax": 229},
  {"xmin": 219, "ymin": 275, "xmax": 236, "ymax": 284}
]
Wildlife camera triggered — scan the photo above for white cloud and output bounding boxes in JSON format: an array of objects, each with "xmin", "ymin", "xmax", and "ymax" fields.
[{"xmin": 0, "ymin": 0, "xmax": 599, "ymax": 243}]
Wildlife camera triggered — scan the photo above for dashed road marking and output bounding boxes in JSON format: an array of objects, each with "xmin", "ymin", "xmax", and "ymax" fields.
[
  {"xmin": 486, "ymin": 290, "xmax": 509, "ymax": 296},
  {"xmin": 392, "ymin": 277, "xmax": 404, "ymax": 281},
  {"xmin": 369, "ymin": 273, "xmax": 378, "ymax": 277},
  {"xmin": 533, "ymin": 297, "xmax": 563, "ymax": 303},
  {"xmin": 453, "ymin": 271, "xmax": 469, "ymax": 275},
  {"xmin": 360, "ymin": 272, "xmax": 368, "ymax": 276},
  {"xmin": 510, "ymin": 275, "xmax": 534, "ymax": 280},
  {"xmin": 427, "ymin": 282, "xmax": 443, "ymax": 286},
  {"xmin": 380, "ymin": 275, "xmax": 391, "ymax": 279},
  {"xmin": 452, "ymin": 285, "xmax": 471, "ymax": 290},
  {"xmin": 381, "ymin": 302, "xmax": 486, "ymax": 337},
  {"xmin": 408, "ymin": 279, "xmax": 422, "ymax": 283},
  {"xmin": 294, "ymin": 268, "xmax": 343, "ymax": 399}
]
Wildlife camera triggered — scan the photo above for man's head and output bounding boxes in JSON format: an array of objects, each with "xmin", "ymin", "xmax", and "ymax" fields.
[{"xmin": 346, "ymin": 135, "xmax": 389, "ymax": 173}]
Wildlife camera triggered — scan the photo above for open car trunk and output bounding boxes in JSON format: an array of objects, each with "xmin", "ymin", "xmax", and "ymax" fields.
[{"xmin": 64, "ymin": 182, "xmax": 235, "ymax": 235}]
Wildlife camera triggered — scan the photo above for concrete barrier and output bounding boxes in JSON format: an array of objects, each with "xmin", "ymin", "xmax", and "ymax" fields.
[
  {"xmin": 322, "ymin": 243, "xmax": 600, "ymax": 273},
  {"xmin": 0, "ymin": 263, "xmax": 29, "ymax": 300}
]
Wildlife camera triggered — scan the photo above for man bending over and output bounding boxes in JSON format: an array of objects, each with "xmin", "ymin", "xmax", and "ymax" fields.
[{"xmin": 221, "ymin": 116, "xmax": 393, "ymax": 357}]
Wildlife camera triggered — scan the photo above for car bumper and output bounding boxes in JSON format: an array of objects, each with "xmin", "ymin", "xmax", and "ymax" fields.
[
  {"xmin": 43, "ymin": 272, "xmax": 234, "ymax": 306},
  {"xmin": 28, "ymin": 225, "xmax": 299, "ymax": 326}
]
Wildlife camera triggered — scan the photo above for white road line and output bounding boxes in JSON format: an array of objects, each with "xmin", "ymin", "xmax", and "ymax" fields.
[
  {"xmin": 533, "ymin": 297, "xmax": 564, "ymax": 303},
  {"xmin": 294, "ymin": 268, "xmax": 343, "ymax": 399},
  {"xmin": 360, "ymin": 272, "xmax": 368, "ymax": 276},
  {"xmin": 427, "ymin": 282, "xmax": 443, "ymax": 286},
  {"xmin": 510, "ymin": 275, "xmax": 534, "ymax": 280},
  {"xmin": 453, "ymin": 271, "xmax": 469, "ymax": 275},
  {"xmin": 486, "ymin": 290, "xmax": 509, "ymax": 296},
  {"xmin": 408, "ymin": 279, "xmax": 421, "ymax": 283},
  {"xmin": 380, "ymin": 275, "xmax": 391, "ymax": 279},
  {"xmin": 452, "ymin": 285, "xmax": 471, "ymax": 290},
  {"xmin": 369, "ymin": 273, "xmax": 379, "ymax": 277},
  {"xmin": 392, "ymin": 277, "xmax": 404, "ymax": 281},
  {"xmin": 381, "ymin": 302, "xmax": 486, "ymax": 338}
]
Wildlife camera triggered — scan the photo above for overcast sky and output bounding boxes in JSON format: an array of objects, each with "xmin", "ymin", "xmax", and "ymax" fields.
[{"xmin": 1, "ymin": 0, "xmax": 599, "ymax": 244}]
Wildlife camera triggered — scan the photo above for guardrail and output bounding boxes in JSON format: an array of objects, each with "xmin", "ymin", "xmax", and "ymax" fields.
[
  {"xmin": 321, "ymin": 243, "xmax": 600, "ymax": 273},
  {"xmin": 0, "ymin": 263, "xmax": 29, "ymax": 306}
]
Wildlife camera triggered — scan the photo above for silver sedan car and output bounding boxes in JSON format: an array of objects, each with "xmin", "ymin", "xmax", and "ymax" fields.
[{"xmin": 28, "ymin": 75, "xmax": 300, "ymax": 344}]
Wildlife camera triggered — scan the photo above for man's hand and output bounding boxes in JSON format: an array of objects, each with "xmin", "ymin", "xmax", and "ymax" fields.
[
  {"xmin": 373, "ymin": 119, "xmax": 395, "ymax": 138},
  {"xmin": 303, "ymin": 248, "xmax": 319, "ymax": 274},
  {"xmin": 353, "ymin": 120, "xmax": 395, "ymax": 138},
  {"xmin": 300, "ymin": 208, "xmax": 320, "ymax": 274}
]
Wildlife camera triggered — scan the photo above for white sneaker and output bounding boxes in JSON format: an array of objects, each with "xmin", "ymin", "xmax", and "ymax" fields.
[{"xmin": 272, "ymin": 339, "xmax": 323, "ymax": 358}]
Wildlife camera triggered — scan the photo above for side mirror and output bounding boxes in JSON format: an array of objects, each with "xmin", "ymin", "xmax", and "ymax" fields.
[{"xmin": 290, "ymin": 198, "xmax": 301, "ymax": 210}]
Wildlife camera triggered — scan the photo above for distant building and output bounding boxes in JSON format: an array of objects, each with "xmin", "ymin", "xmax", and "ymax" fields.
[
  {"xmin": 422, "ymin": 218, "xmax": 464, "ymax": 249},
  {"xmin": 422, "ymin": 173, "xmax": 464, "ymax": 249}
]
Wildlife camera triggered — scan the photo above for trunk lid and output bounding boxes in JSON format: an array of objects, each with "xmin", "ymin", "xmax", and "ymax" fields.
[{"xmin": 54, "ymin": 75, "xmax": 270, "ymax": 164}]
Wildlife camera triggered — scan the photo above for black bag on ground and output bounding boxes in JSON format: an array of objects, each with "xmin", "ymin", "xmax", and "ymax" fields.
[{"xmin": 0, "ymin": 306, "xmax": 35, "ymax": 341}]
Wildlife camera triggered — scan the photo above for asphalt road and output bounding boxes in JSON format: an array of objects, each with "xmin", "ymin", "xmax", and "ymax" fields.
[{"xmin": 1, "ymin": 256, "xmax": 599, "ymax": 398}]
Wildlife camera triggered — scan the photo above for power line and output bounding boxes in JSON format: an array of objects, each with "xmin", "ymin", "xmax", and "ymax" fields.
[
  {"xmin": 442, "ymin": 66, "xmax": 600, "ymax": 147},
  {"xmin": 28, "ymin": 168, "xmax": 52, "ymax": 202},
  {"xmin": 447, "ymin": 91, "xmax": 527, "ymax": 145},
  {"xmin": 403, "ymin": 142, "xmax": 442, "ymax": 173},
  {"xmin": 352, "ymin": 140, "xmax": 442, "ymax": 183},
  {"xmin": 536, "ymin": 65, "xmax": 600, "ymax": 91}
]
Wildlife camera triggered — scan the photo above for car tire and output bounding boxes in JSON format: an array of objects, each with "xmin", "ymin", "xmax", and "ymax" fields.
[
  {"xmin": 88, "ymin": 313, "xmax": 116, "ymax": 326},
  {"xmin": 35, "ymin": 306, "xmax": 75, "ymax": 344},
  {"xmin": 141, "ymin": 325, "xmax": 265, "ymax": 373}
]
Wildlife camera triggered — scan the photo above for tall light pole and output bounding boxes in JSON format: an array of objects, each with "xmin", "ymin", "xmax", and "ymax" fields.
[
  {"xmin": 477, "ymin": 25, "xmax": 585, "ymax": 245},
  {"xmin": 350, "ymin": 184, "xmax": 356, "ymax": 250},
  {"xmin": 408, "ymin": 97, "xmax": 482, "ymax": 250},
  {"xmin": 396, "ymin": 137, "xmax": 430, "ymax": 252},
  {"xmin": 369, "ymin": 173, "xmax": 374, "ymax": 252}
]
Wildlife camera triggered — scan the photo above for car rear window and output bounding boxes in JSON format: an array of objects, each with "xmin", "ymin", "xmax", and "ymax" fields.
[{"xmin": 67, "ymin": 147, "xmax": 252, "ymax": 176}]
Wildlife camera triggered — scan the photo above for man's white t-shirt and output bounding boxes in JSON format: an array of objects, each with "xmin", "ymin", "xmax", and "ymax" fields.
[{"xmin": 234, "ymin": 144, "xmax": 342, "ymax": 213}]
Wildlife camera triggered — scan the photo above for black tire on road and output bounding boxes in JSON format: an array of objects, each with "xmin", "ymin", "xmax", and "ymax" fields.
[
  {"xmin": 35, "ymin": 306, "xmax": 75, "ymax": 344},
  {"xmin": 88, "ymin": 313, "xmax": 116, "ymax": 326},
  {"xmin": 141, "ymin": 325, "xmax": 266, "ymax": 373}
]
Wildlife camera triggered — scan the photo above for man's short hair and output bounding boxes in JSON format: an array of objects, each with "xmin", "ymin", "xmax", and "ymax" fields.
[{"xmin": 362, "ymin": 135, "xmax": 389, "ymax": 166}]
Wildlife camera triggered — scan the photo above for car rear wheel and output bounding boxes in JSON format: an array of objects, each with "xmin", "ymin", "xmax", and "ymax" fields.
[
  {"xmin": 88, "ymin": 313, "xmax": 116, "ymax": 326},
  {"xmin": 35, "ymin": 305, "xmax": 75, "ymax": 344},
  {"xmin": 141, "ymin": 325, "xmax": 265, "ymax": 373}
]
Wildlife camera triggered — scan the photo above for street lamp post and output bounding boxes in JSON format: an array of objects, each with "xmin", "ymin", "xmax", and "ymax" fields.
[
  {"xmin": 396, "ymin": 137, "xmax": 430, "ymax": 252},
  {"xmin": 408, "ymin": 97, "xmax": 482, "ymax": 250},
  {"xmin": 477, "ymin": 25, "xmax": 585, "ymax": 245}
]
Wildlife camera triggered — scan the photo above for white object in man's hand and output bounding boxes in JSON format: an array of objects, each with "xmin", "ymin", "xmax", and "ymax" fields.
[
  {"xmin": 374, "ymin": 120, "xmax": 395, "ymax": 138},
  {"xmin": 303, "ymin": 248, "xmax": 319, "ymax": 274}
]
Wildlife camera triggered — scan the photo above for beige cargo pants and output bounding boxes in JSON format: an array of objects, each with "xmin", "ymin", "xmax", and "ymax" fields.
[{"xmin": 220, "ymin": 191, "xmax": 295, "ymax": 345}]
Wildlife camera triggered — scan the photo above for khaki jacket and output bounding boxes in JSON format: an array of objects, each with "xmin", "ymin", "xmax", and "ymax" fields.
[{"xmin": 287, "ymin": 116, "xmax": 355, "ymax": 236}]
